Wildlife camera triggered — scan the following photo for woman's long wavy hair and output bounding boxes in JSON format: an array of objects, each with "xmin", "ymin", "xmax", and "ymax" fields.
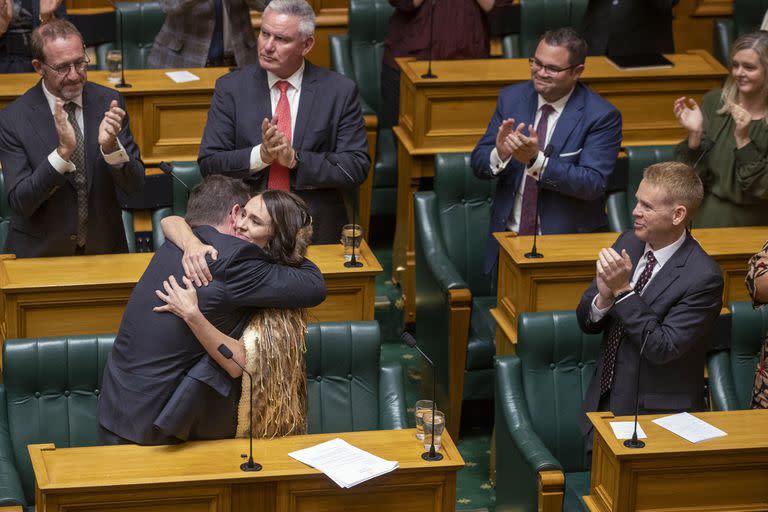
[
  {"xmin": 258, "ymin": 189, "xmax": 313, "ymax": 266},
  {"xmin": 718, "ymin": 31, "xmax": 768, "ymax": 125}
]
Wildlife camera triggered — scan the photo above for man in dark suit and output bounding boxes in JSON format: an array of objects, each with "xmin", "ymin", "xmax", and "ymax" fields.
[
  {"xmin": 471, "ymin": 28, "xmax": 622, "ymax": 272},
  {"xmin": 0, "ymin": 19, "xmax": 144, "ymax": 257},
  {"xmin": 98, "ymin": 176, "xmax": 326, "ymax": 445},
  {"xmin": 577, "ymin": 161, "xmax": 723, "ymax": 446},
  {"xmin": 581, "ymin": 0, "xmax": 679, "ymax": 57},
  {"xmin": 197, "ymin": 0, "xmax": 370, "ymax": 244}
]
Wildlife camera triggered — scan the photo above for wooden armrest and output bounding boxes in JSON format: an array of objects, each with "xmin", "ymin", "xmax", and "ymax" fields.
[{"xmin": 538, "ymin": 469, "xmax": 565, "ymax": 512}]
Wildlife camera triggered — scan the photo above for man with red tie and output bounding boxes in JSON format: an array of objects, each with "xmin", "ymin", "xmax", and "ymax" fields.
[{"xmin": 197, "ymin": 0, "xmax": 370, "ymax": 243}]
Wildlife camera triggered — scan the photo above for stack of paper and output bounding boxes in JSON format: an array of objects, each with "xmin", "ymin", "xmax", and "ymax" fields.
[
  {"xmin": 652, "ymin": 412, "xmax": 728, "ymax": 443},
  {"xmin": 289, "ymin": 438, "xmax": 399, "ymax": 488}
]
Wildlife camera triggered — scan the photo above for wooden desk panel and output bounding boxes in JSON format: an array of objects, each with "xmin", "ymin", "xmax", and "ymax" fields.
[
  {"xmin": 0, "ymin": 242, "xmax": 382, "ymax": 344},
  {"xmin": 31, "ymin": 429, "xmax": 464, "ymax": 512},
  {"xmin": 392, "ymin": 51, "xmax": 728, "ymax": 323}
]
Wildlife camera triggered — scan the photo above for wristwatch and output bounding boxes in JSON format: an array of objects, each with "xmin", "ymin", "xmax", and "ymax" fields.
[{"xmin": 291, "ymin": 150, "xmax": 301, "ymax": 169}]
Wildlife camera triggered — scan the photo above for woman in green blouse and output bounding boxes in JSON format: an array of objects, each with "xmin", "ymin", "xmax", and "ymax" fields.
[{"xmin": 673, "ymin": 31, "xmax": 768, "ymax": 228}]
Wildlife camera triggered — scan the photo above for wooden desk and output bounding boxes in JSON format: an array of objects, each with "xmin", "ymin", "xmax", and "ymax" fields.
[
  {"xmin": 0, "ymin": 242, "xmax": 382, "ymax": 343},
  {"xmin": 585, "ymin": 409, "xmax": 768, "ymax": 511},
  {"xmin": 0, "ymin": 70, "xmax": 377, "ymax": 235},
  {"xmin": 392, "ymin": 51, "xmax": 728, "ymax": 323},
  {"xmin": 30, "ymin": 429, "xmax": 463, "ymax": 512},
  {"xmin": 491, "ymin": 226, "xmax": 768, "ymax": 355}
]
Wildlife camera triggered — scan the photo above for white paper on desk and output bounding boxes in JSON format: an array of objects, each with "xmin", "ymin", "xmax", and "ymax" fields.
[
  {"xmin": 609, "ymin": 421, "xmax": 647, "ymax": 440},
  {"xmin": 652, "ymin": 412, "xmax": 727, "ymax": 443},
  {"xmin": 165, "ymin": 71, "xmax": 200, "ymax": 83},
  {"xmin": 289, "ymin": 438, "xmax": 399, "ymax": 488}
]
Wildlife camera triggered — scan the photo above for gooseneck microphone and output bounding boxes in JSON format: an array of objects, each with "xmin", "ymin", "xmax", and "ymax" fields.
[
  {"xmin": 159, "ymin": 161, "xmax": 191, "ymax": 200},
  {"xmin": 218, "ymin": 344, "xmax": 262, "ymax": 471},
  {"xmin": 330, "ymin": 156, "xmax": 363, "ymax": 268},
  {"xmin": 624, "ymin": 329, "xmax": 652, "ymax": 449},
  {"xmin": 524, "ymin": 144, "xmax": 554, "ymax": 259},
  {"xmin": 420, "ymin": 0, "xmax": 437, "ymax": 79},
  {"xmin": 107, "ymin": 0, "xmax": 131, "ymax": 89},
  {"xmin": 401, "ymin": 331, "xmax": 443, "ymax": 461}
]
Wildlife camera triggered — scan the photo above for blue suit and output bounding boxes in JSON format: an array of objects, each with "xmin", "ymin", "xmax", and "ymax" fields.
[{"xmin": 471, "ymin": 81, "xmax": 622, "ymax": 272}]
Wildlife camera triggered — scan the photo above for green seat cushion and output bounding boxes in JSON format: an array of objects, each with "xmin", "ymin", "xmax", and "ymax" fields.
[
  {"xmin": 564, "ymin": 471, "xmax": 591, "ymax": 512},
  {"xmin": 466, "ymin": 296, "xmax": 496, "ymax": 371}
]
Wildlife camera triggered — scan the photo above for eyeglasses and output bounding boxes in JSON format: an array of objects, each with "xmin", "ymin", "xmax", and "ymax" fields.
[
  {"xmin": 528, "ymin": 57, "xmax": 576, "ymax": 76},
  {"xmin": 42, "ymin": 55, "xmax": 90, "ymax": 76}
]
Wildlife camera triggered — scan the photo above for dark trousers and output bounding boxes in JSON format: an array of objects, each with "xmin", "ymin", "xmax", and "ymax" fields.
[
  {"xmin": 583, "ymin": 392, "xmax": 611, "ymax": 470},
  {"xmin": 380, "ymin": 63, "xmax": 400, "ymax": 130}
]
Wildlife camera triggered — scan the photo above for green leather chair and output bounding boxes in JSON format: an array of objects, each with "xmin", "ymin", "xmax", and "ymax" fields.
[
  {"xmin": 708, "ymin": 302, "xmax": 768, "ymax": 411},
  {"xmin": 329, "ymin": 0, "xmax": 397, "ymax": 218},
  {"xmin": 606, "ymin": 145, "xmax": 675, "ymax": 233},
  {"xmin": 501, "ymin": 0, "xmax": 588, "ymax": 58},
  {"xmin": 0, "ymin": 321, "xmax": 406, "ymax": 510},
  {"xmin": 713, "ymin": 0, "xmax": 768, "ymax": 67},
  {"xmin": 496, "ymin": 310, "xmax": 602, "ymax": 512},
  {"xmin": 97, "ymin": 2, "xmax": 166, "ymax": 70},
  {"xmin": 413, "ymin": 152, "xmax": 496, "ymax": 440},
  {"xmin": 151, "ymin": 161, "xmax": 202, "ymax": 249}
]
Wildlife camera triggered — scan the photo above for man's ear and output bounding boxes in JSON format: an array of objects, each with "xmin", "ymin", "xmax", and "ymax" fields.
[
  {"xmin": 228, "ymin": 203, "xmax": 241, "ymax": 228},
  {"xmin": 301, "ymin": 35, "xmax": 315, "ymax": 57},
  {"xmin": 671, "ymin": 204, "xmax": 688, "ymax": 226},
  {"xmin": 32, "ymin": 59, "xmax": 44, "ymax": 76}
]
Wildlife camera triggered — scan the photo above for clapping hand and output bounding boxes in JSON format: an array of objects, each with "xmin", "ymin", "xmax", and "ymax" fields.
[
  {"xmin": 39, "ymin": 0, "xmax": 63, "ymax": 21},
  {"xmin": 728, "ymin": 102, "xmax": 752, "ymax": 148},
  {"xmin": 596, "ymin": 248, "xmax": 632, "ymax": 297},
  {"xmin": 673, "ymin": 97, "xmax": 704, "ymax": 134},
  {"xmin": 262, "ymin": 114, "xmax": 295, "ymax": 167},
  {"xmin": 98, "ymin": 100, "xmax": 125, "ymax": 153},
  {"xmin": 53, "ymin": 98, "xmax": 76, "ymax": 162},
  {"xmin": 0, "ymin": 0, "xmax": 13, "ymax": 36}
]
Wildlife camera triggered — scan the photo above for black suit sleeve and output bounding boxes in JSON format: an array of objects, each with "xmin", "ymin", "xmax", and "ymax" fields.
[{"xmin": 109, "ymin": 94, "xmax": 145, "ymax": 194}]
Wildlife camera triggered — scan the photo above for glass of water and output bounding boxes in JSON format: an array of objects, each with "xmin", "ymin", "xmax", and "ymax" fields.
[
  {"xmin": 106, "ymin": 50, "xmax": 122, "ymax": 84},
  {"xmin": 414, "ymin": 399, "xmax": 433, "ymax": 441},
  {"xmin": 422, "ymin": 410, "xmax": 445, "ymax": 451}
]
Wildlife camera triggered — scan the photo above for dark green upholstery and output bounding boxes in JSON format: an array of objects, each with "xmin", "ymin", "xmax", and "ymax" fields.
[
  {"xmin": 0, "ymin": 321, "xmax": 405, "ymax": 509},
  {"xmin": 151, "ymin": 161, "xmax": 202, "ymax": 249},
  {"xmin": 329, "ymin": 0, "xmax": 396, "ymax": 217},
  {"xmin": 413, "ymin": 153, "xmax": 496, "ymax": 434},
  {"xmin": 708, "ymin": 302, "xmax": 768, "ymax": 411},
  {"xmin": 606, "ymin": 145, "xmax": 675, "ymax": 232},
  {"xmin": 495, "ymin": 311, "xmax": 602, "ymax": 512},
  {"xmin": 713, "ymin": 0, "xmax": 768, "ymax": 66},
  {"xmin": 305, "ymin": 321, "xmax": 407, "ymax": 433},
  {"xmin": 113, "ymin": 2, "xmax": 165, "ymax": 70},
  {"xmin": 502, "ymin": 0, "xmax": 588, "ymax": 58},
  {"xmin": 0, "ymin": 172, "xmax": 10, "ymax": 250}
]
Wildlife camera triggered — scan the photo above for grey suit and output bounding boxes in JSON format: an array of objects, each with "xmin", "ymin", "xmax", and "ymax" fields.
[{"xmin": 577, "ymin": 230, "xmax": 723, "ymax": 435}]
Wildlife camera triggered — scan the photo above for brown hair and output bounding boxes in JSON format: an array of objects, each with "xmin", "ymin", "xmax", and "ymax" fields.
[
  {"xmin": 30, "ymin": 19, "xmax": 83, "ymax": 63},
  {"xmin": 259, "ymin": 189, "xmax": 312, "ymax": 266},
  {"xmin": 185, "ymin": 176, "xmax": 250, "ymax": 228},
  {"xmin": 642, "ymin": 161, "xmax": 704, "ymax": 219},
  {"xmin": 539, "ymin": 27, "xmax": 587, "ymax": 67}
]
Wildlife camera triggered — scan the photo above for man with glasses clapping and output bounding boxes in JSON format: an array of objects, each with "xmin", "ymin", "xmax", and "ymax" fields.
[
  {"xmin": 471, "ymin": 27, "xmax": 622, "ymax": 273},
  {"xmin": 0, "ymin": 19, "xmax": 144, "ymax": 257}
]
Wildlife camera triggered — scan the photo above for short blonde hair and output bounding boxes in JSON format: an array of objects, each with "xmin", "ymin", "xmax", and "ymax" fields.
[{"xmin": 642, "ymin": 161, "xmax": 704, "ymax": 219}]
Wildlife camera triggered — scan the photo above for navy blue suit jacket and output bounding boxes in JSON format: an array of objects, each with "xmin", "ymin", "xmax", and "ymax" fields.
[
  {"xmin": 576, "ymin": 230, "xmax": 723, "ymax": 435},
  {"xmin": 471, "ymin": 81, "xmax": 622, "ymax": 272},
  {"xmin": 98, "ymin": 226, "xmax": 326, "ymax": 445},
  {"xmin": 197, "ymin": 62, "xmax": 371, "ymax": 243},
  {"xmin": 0, "ymin": 81, "xmax": 144, "ymax": 257}
]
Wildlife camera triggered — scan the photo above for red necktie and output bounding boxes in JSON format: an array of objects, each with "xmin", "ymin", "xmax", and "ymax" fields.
[
  {"xmin": 518, "ymin": 103, "xmax": 554, "ymax": 236},
  {"xmin": 268, "ymin": 80, "xmax": 291, "ymax": 191}
]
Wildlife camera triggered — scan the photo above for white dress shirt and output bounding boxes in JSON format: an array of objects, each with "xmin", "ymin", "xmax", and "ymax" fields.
[
  {"xmin": 590, "ymin": 231, "xmax": 688, "ymax": 322},
  {"xmin": 249, "ymin": 62, "xmax": 305, "ymax": 172},
  {"xmin": 488, "ymin": 88, "xmax": 574, "ymax": 233},
  {"xmin": 41, "ymin": 81, "xmax": 129, "ymax": 174}
]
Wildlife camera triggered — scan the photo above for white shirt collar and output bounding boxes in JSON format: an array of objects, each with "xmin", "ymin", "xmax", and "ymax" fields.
[
  {"xmin": 644, "ymin": 230, "xmax": 687, "ymax": 268},
  {"xmin": 536, "ymin": 87, "xmax": 574, "ymax": 115},
  {"xmin": 41, "ymin": 80, "xmax": 82, "ymax": 113},
  {"xmin": 266, "ymin": 61, "xmax": 305, "ymax": 92}
]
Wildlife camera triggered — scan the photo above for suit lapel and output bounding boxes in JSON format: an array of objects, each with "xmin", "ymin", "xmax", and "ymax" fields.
[
  {"xmin": 82, "ymin": 83, "xmax": 101, "ymax": 194},
  {"xmin": 28, "ymin": 82, "xmax": 59, "ymax": 154},
  {"xmin": 293, "ymin": 61, "xmax": 317, "ymax": 149},
  {"xmin": 639, "ymin": 235, "xmax": 694, "ymax": 306},
  {"xmin": 254, "ymin": 67, "xmax": 271, "ymax": 130},
  {"xmin": 548, "ymin": 83, "xmax": 585, "ymax": 153}
]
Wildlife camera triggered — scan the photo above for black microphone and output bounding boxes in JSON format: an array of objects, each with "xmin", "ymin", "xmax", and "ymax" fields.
[
  {"xmin": 401, "ymin": 331, "xmax": 443, "ymax": 461},
  {"xmin": 106, "ymin": 0, "xmax": 131, "ymax": 88},
  {"xmin": 329, "ymin": 156, "xmax": 363, "ymax": 268},
  {"xmin": 420, "ymin": 0, "xmax": 437, "ymax": 79},
  {"xmin": 524, "ymin": 144, "xmax": 554, "ymax": 259},
  {"xmin": 217, "ymin": 344, "xmax": 262, "ymax": 471},
  {"xmin": 624, "ymin": 329, "xmax": 652, "ymax": 449},
  {"xmin": 159, "ymin": 161, "xmax": 191, "ymax": 200}
]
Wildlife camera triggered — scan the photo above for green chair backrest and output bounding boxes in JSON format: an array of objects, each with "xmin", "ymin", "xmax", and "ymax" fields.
[
  {"xmin": 433, "ymin": 153, "xmax": 496, "ymax": 296},
  {"xmin": 3, "ymin": 334, "xmax": 116, "ymax": 505},
  {"xmin": 517, "ymin": 310, "xmax": 601, "ymax": 473},
  {"xmin": 305, "ymin": 321, "xmax": 383, "ymax": 433},
  {"xmin": 115, "ymin": 2, "xmax": 165, "ymax": 70},
  {"xmin": 728, "ymin": 301, "xmax": 768, "ymax": 409},
  {"xmin": 519, "ymin": 0, "xmax": 588, "ymax": 57},
  {"xmin": 169, "ymin": 162, "xmax": 203, "ymax": 217},
  {"xmin": 733, "ymin": 0, "xmax": 768, "ymax": 38}
]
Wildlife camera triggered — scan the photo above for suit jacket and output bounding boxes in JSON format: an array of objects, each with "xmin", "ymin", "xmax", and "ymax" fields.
[
  {"xmin": 197, "ymin": 62, "xmax": 371, "ymax": 243},
  {"xmin": 581, "ymin": 0, "xmax": 679, "ymax": 56},
  {"xmin": 471, "ymin": 81, "xmax": 622, "ymax": 272},
  {"xmin": 576, "ymin": 230, "xmax": 723, "ymax": 435},
  {"xmin": 98, "ymin": 226, "xmax": 326, "ymax": 445},
  {"xmin": 0, "ymin": 81, "xmax": 144, "ymax": 257},
  {"xmin": 147, "ymin": 0, "xmax": 266, "ymax": 68}
]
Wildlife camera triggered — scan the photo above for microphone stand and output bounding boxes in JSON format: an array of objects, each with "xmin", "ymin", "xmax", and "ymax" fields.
[
  {"xmin": 624, "ymin": 330, "xmax": 651, "ymax": 449},
  {"xmin": 401, "ymin": 332, "xmax": 443, "ymax": 461},
  {"xmin": 420, "ymin": 0, "xmax": 437, "ymax": 79},
  {"xmin": 159, "ymin": 161, "xmax": 190, "ymax": 201},
  {"xmin": 217, "ymin": 345, "xmax": 262, "ymax": 471},
  {"xmin": 110, "ymin": 1, "xmax": 131, "ymax": 88},
  {"xmin": 332, "ymin": 158, "xmax": 363, "ymax": 268},
  {"xmin": 525, "ymin": 144, "xmax": 553, "ymax": 259}
]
